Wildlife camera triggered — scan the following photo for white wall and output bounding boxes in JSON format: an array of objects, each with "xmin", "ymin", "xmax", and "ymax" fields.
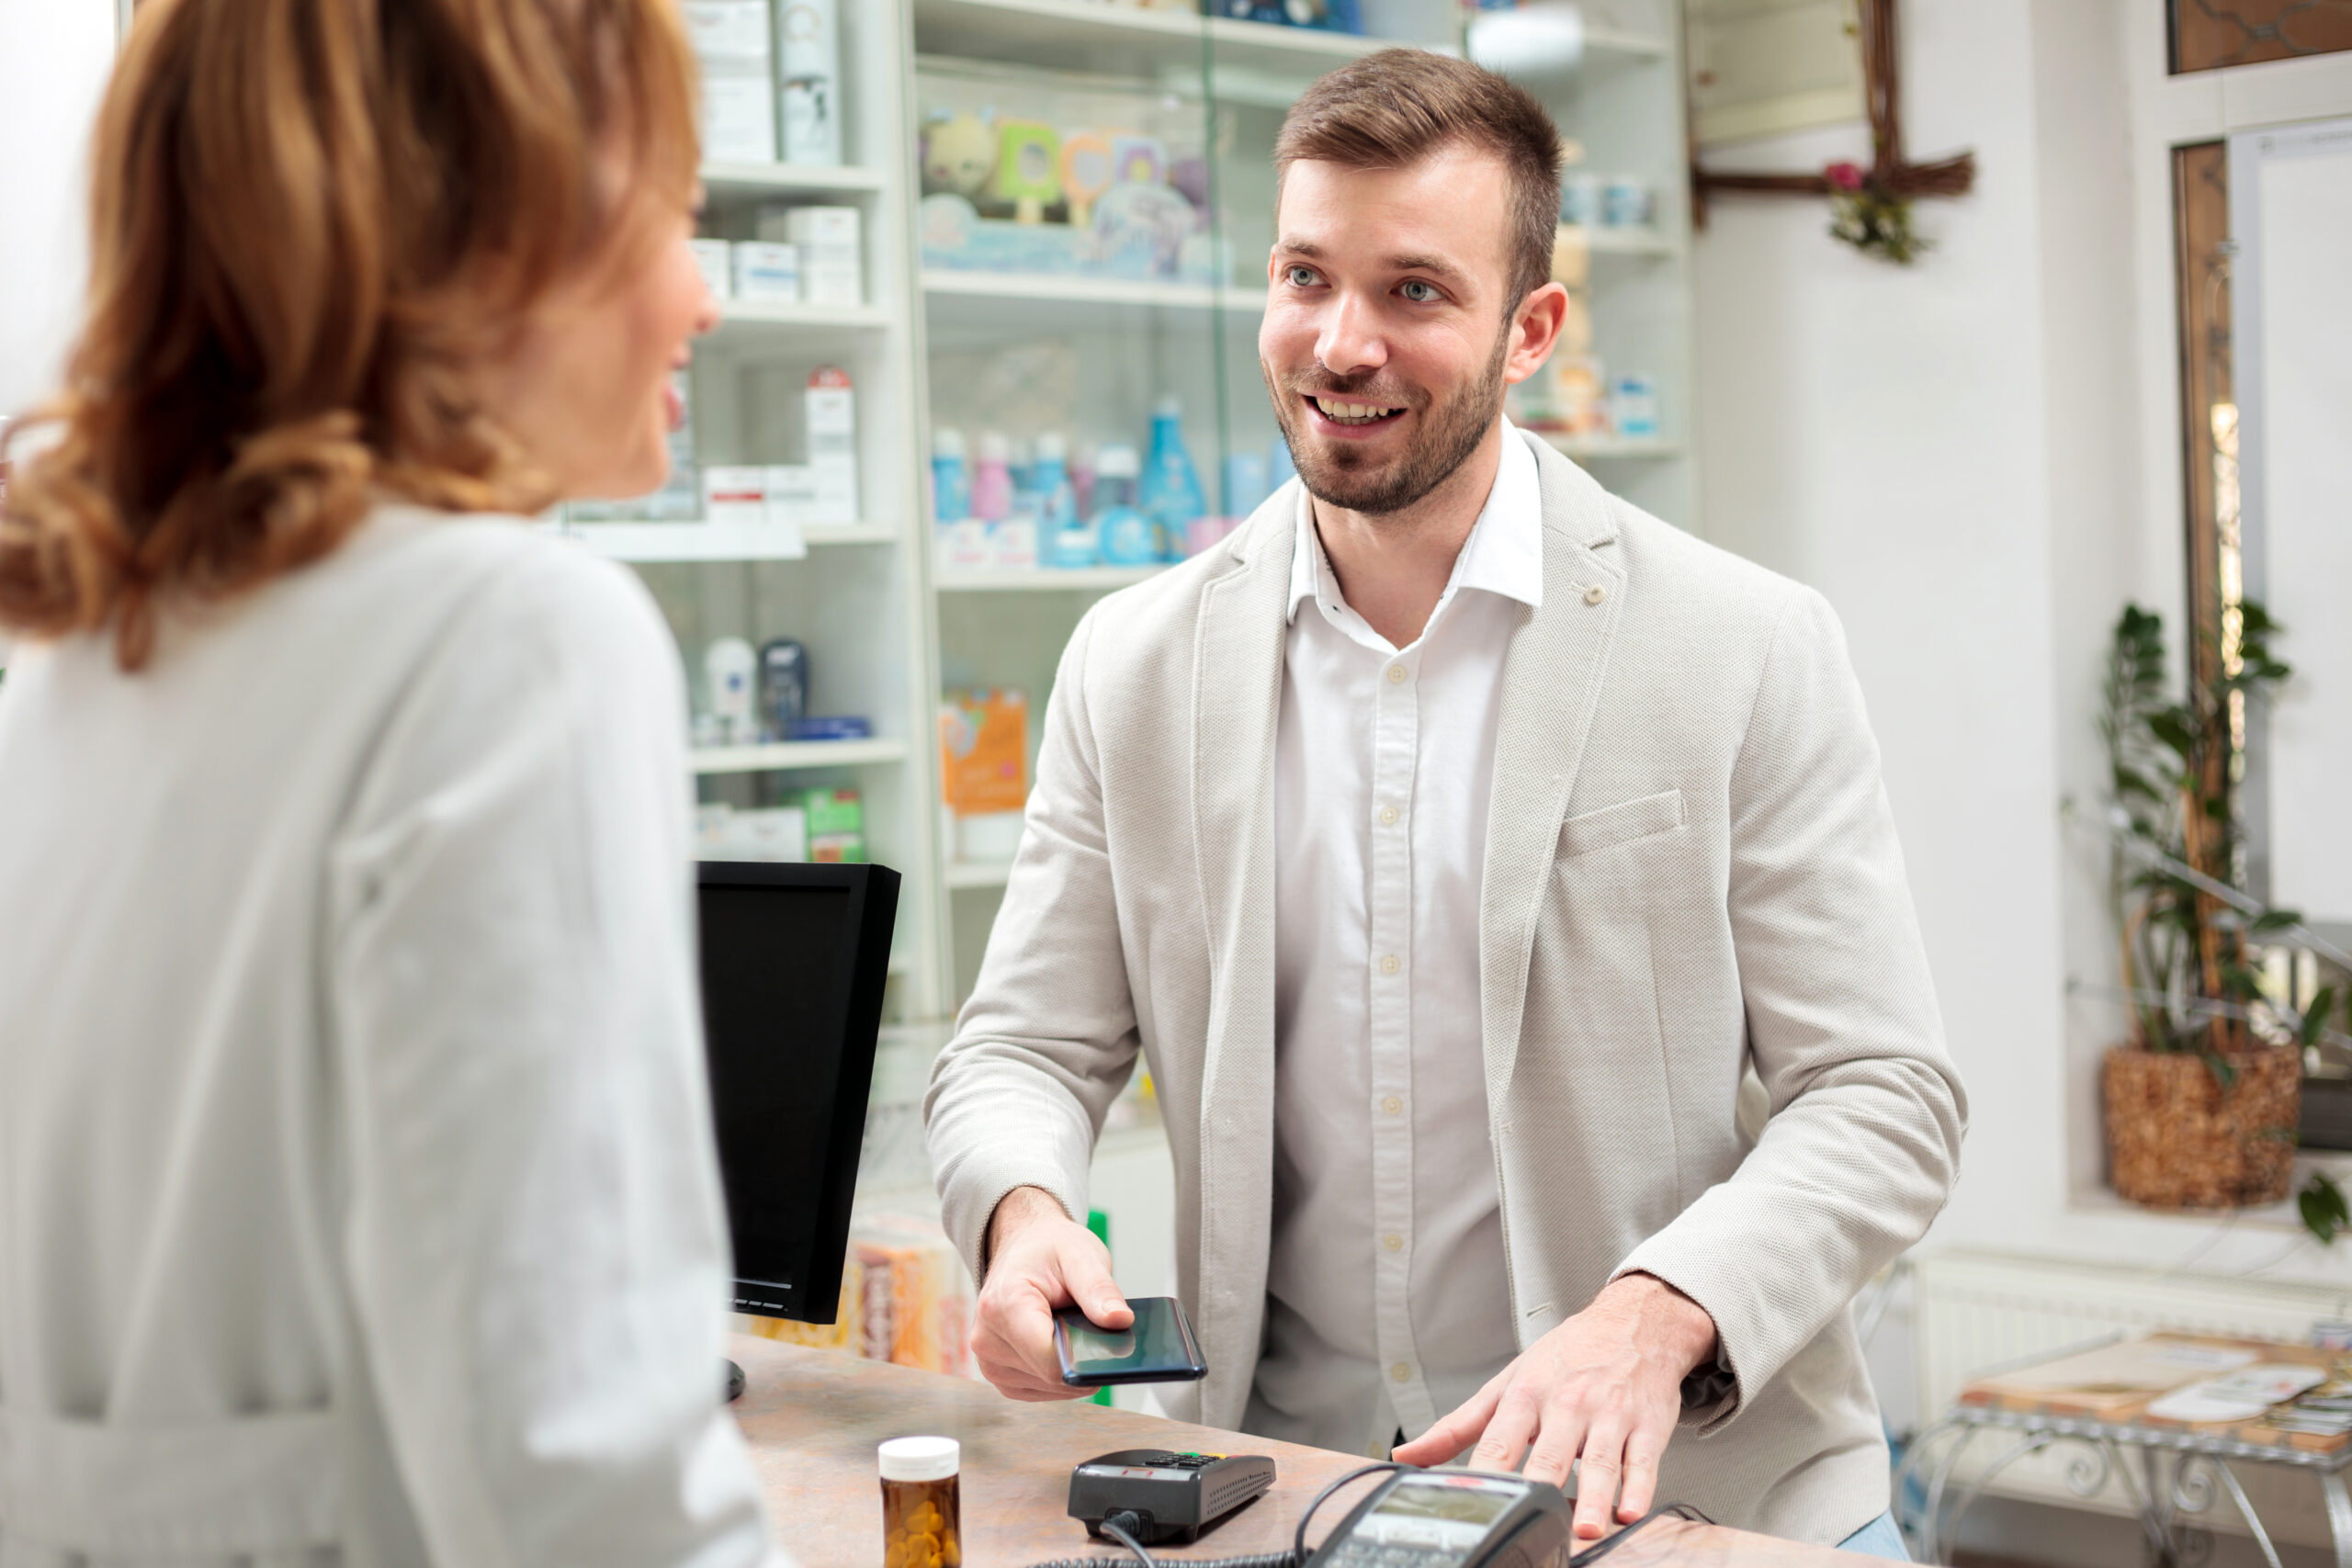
[
  {"xmin": 1692, "ymin": 0, "xmax": 2352, "ymax": 1292},
  {"xmin": 0, "ymin": 0, "xmax": 116, "ymax": 419}
]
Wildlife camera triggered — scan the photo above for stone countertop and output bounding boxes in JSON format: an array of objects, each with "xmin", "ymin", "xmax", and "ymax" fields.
[{"xmin": 727, "ymin": 1336, "xmax": 1882, "ymax": 1568}]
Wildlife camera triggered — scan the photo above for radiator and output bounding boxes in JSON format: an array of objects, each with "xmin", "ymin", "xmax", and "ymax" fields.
[{"xmin": 1912, "ymin": 1250, "xmax": 2352, "ymax": 1551}]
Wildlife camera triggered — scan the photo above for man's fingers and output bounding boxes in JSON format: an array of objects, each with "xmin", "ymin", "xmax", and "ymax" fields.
[
  {"xmin": 1054, "ymin": 1231, "xmax": 1132, "ymax": 1327},
  {"xmin": 1395, "ymin": 1376, "xmax": 1506, "ymax": 1467},
  {"xmin": 1468, "ymin": 1389, "xmax": 1540, "ymax": 1473},
  {"xmin": 1521, "ymin": 1403, "xmax": 1594, "ymax": 1490},
  {"xmin": 1614, "ymin": 1415, "xmax": 1673, "ymax": 1524},
  {"xmin": 1565, "ymin": 1417, "xmax": 1623, "ymax": 1540}
]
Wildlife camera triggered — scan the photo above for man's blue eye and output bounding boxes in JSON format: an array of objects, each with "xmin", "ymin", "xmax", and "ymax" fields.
[
  {"xmin": 1401, "ymin": 280, "xmax": 1439, "ymax": 302},
  {"xmin": 1287, "ymin": 266, "xmax": 1317, "ymax": 287}
]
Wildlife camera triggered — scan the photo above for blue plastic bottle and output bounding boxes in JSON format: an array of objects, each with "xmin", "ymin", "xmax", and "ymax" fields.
[
  {"xmin": 1136, "ymin": 396, "xmax": 1206, "ymax": 562},
  {"xmin": 1093, "ymin": 443, "xmax": 1156, "ymax": 567},
  {"xmin": 931, "ymin": 427, "xmax": 971, "ymax": 524},
  {"xmin": 1035, "ymin": 434, "xmax": 1095, "ymax": 568}
]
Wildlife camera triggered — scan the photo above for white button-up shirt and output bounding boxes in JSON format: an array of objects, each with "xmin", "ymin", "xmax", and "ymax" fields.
[{"xmin": 1250, "ymin": 423, "xmax": 1544, "ymax": 1458}]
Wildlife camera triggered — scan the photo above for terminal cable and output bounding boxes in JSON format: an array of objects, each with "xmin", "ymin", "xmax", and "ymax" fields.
[{"xmin": 1566, "ymin": 1502, "xmax": 1714, "ymax": 1568}]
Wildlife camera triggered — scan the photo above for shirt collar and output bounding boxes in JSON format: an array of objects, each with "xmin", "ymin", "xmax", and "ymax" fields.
[{"xmin": 1287, "ymin": 417, "xmax": 1545, "ymax": 626}]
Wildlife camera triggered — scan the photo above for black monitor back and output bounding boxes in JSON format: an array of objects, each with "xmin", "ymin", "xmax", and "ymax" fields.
[{"xmin": 696, "ymin": 860, "xmax": 899, "ymax": 1323}]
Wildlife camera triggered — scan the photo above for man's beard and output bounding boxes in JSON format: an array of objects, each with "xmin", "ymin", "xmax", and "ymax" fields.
[{"xmin": 1264, "ymin": 329, "xmax": 1510, "ymax": 517}]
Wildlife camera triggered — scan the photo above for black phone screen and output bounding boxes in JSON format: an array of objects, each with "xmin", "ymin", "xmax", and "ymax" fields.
[{"xmin": 1055, "ymin": 1296, "xmax": 1207, "ymax": 1384}]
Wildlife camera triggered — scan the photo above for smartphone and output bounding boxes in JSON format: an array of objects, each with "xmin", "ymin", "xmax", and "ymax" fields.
[{"xmin": 1054, "ymin": 1295, "xmax": 1209, "ymax": 1387}]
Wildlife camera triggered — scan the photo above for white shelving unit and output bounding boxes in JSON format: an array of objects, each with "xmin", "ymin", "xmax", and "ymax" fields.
[{"xmin": 594, "ymin": 0, "xmax": 1697, "ymax": 1027}]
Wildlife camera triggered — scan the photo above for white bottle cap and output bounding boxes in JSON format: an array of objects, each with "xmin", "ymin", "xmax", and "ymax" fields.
[
  {"xmin": 978, "ymin": 432, "xmax": 1010, "ymax": 461},
  {"xmin": 933, "ymin": 427, "xmax": 966, "ymax": 458},
  {"xmin": 1094, "ymin": 443, "xmax": 1139, "ymax": 478},
  {"xmin": 1154, "ymin": 394, "xmax": 1182, "ymax": 418},
  {"xmin": 878, "ymin": 1436, "xmax": 960, "ymax": 1482},
  {"xmin": 1035, "ymin": 432, "xmax": 1067, "ymax": 461}
]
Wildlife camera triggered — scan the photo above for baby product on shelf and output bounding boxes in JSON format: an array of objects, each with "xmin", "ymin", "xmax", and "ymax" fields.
[
  {"xmin": 1091, "ymin": 444, "xmax": 1155, "ymax": 567},
  {"xmin": 994, "ymin": 120, "xmax": 1061, "ymax": 224},
  {"xmin": 1609, "ymin": 374, "xmax": 1660, "ymax": 438},
  {"xmin": 1033, "ymin": 433, "xmax": 1079, "ymax": 541},
  {"xmin": 970, "ymin": 433, "xmax": 1013, "ymax": 523},
  {"xmin": 684, "ymin": 0, "xmax": 775, "ymax": 163},
  {"xmin": 911, "ymin": 71, "xmax": 1215, "ymax": 286},
  {"xmin": 931, "ymin": 426, "xmax": 971, "ymax": 524},
  {"xmin": 776, "ymin": 0, "xmax": 841, "ymax": 166},
  {"xmin": 940, "ymin": 687, "xmax": 1029, "ymax": 865},
  {"xmin": 1137, "ymin": 398, "xmax": 1206, "ymax": 562}
]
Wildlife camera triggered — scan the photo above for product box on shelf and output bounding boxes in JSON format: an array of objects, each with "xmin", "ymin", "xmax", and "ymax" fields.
[
  {"xmin": 731, "ymin": 240, "xmax": 801, "ymax": 302},
  {"xmin": 702, "ymin": 465, "xmax": 769, "ymax": 528},
  {"xmin": 805, "ymin": 366, "xmax": 858, "ymax": 523},
  {"xmin": 696, "ymin": 802, "xmax": 810, "ymax": 862},
  {"xmin": 939, "ymin": 688, "xmax": 1028, "ymax": 819},
  {"xmin": 684, "ymin": 0, "xmax": 775, "ymax": 164},
  {"xmin": 762, "ymin": 206, "xmax": 862, "ymax": 306},
  {"xmin": 802, "ymin": 787, "xmax": 866, "ymax": 863},
  {"xmin": 776, "ymin": 0, "xmax": 842, "ymax": 166}
]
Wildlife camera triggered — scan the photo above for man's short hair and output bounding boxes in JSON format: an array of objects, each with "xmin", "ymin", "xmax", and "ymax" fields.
[{"xmin": 1273, "ymin": 49, "xmax": 1564, "ymax": 313}]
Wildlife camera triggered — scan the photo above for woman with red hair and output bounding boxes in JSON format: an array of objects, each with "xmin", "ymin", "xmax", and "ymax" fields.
[{"xmin": 0, "ymin": 1, "xmax": 775, "ymax": 1562}]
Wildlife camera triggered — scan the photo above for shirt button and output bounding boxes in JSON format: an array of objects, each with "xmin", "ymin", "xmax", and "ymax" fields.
[
  {"xmin": 1382, "ymin": 1095, "xmax": 1403, "ymax": 1116},
  {"xmin": 1383, "ymin": 1233, "xmax": 1403, "ymax": 1251},
  {"xmin": 1385, "ymin": 663, "xmax": 1407, "ymax": 684},
  {"xmin": 1378, "ymin": 805, "xmax": 1399, "ymax": 827},
  {"xmin": 1584, "ymin": 584, "xmax": 1607, "ymax": 605},
  {"xmin": 1380, "ymin": 954, "xmax": 1400, "ymax": 976},
  {"xmin": 1391, "ymin": 1362, "xmax": 1412, "ymax": 1382}
]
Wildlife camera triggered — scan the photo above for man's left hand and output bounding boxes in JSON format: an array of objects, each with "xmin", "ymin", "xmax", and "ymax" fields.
[{"xmin": 1391, "ymin": 1273, "xmax": 1719, "ymax": 1541}]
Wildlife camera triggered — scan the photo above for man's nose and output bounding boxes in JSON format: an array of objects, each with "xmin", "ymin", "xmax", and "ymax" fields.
[{"xmin": 1315, "ymin": 288, "xmax": 1388, "ymax": 379}]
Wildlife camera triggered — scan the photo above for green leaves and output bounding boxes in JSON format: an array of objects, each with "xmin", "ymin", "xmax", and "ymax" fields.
[
  {"xmin": 2301, "ymin": 987, "xmax": 2341, "ymax": 1050},
  {"xmin": 2301, "ymin": 1171, "xmax": 2350, "ymax": 1247}
]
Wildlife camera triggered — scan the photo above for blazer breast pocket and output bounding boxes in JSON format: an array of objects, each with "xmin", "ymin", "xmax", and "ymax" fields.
[{"xmin": 1558, "ymin": 788, "xmax": 1685, "ymax": 858}]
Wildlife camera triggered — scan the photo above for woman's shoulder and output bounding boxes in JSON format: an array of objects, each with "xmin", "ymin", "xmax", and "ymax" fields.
[{"xmin": 342, "ymin": 503, "xmax": 672, "ymax": 657}]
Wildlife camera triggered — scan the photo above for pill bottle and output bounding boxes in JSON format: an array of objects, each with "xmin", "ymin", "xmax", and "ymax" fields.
[{"xmin": 879, "ymin": 1436, "xmax": 961, "ymax": 1568}]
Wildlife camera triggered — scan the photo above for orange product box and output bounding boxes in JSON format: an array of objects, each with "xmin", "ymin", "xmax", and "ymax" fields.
[{"xmin": 938, "ymin": 688, "xmax": 1028, "ymax": 817}]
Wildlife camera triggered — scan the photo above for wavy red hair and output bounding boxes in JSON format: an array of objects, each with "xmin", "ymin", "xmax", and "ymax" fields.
[{"xmin": 0, "ymin": 0, "xmax": 699, "ymax": 669}]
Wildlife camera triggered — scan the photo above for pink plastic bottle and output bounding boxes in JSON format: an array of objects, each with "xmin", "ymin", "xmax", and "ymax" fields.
[{"xmin": 971, "ymin": 432, "xmax": 1013, "ymax": 524}]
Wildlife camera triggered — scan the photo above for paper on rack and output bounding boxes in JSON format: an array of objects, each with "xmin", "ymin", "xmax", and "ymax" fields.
[{"xmin": 2147, "ymin": 1363, "xmax": 2331, "ymax": 1423}]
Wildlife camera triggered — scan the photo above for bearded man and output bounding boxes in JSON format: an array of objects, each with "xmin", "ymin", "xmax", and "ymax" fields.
[{"xmin": 924, "ymin": 49, "xmax": 1962, "ymax": 1562}]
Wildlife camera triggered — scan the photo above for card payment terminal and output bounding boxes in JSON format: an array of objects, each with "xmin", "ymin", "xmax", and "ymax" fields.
[{"xmin": 1304, "ymin": 1470, "xmax": 1575, "ymax": 1568}]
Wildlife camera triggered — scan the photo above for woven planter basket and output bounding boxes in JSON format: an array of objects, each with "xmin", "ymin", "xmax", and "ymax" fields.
[{"xmin": 2103, "ymin": 1045, "xmax": 2301, "ymax": 1208}]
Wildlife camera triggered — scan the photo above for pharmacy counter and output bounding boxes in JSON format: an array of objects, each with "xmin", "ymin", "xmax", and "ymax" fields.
[{"xmin": 727, "ymin": 1335, "xmax": 1886, "ymax": 1568}]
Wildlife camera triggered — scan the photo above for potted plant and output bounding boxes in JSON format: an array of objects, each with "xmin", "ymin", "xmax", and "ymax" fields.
[{"xmin": 2097, "ymin": 601, "xmax": 2347, "ymax": 1216}]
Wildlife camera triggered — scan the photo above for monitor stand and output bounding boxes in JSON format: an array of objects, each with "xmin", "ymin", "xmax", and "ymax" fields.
[{"xmin": 724, "ymin": 1359, "xmax": 746, "ymax": 1404}]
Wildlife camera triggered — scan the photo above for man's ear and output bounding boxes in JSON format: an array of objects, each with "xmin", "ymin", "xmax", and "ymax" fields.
[{"xmin": 1503, "ymin": 281, "xmax": 1571, "ymax": 386}]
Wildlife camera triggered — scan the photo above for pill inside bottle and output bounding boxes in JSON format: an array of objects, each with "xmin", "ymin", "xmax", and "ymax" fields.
[{"xmin": 879, "ymin": 1435, "xmax": 962, "ymax": 1568}]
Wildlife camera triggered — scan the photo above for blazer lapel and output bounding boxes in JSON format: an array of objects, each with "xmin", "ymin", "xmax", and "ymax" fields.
[
  {"xmin": 1480, "ymin": 436, "xmax": 1626, "ymax": 1105},
  {"xmin": 1188, "ymin": 487, "xmax": 1295, "ymax": 1427}
]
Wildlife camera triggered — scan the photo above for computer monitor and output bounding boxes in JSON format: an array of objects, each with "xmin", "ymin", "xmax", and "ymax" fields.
[{"xmin": 696, "ymin": 860, "xmax": 899, "ymax": 1324}]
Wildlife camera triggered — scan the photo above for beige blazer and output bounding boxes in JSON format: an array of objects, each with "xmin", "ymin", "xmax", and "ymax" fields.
[{"xmin": 925, "ymin": 433, "xmax": 1965, "ymax": 1546}]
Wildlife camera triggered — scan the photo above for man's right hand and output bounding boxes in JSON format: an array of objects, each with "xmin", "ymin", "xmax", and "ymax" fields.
[{"xmin": 972, "ymin": 1185, "xmax": 1133, "ymax": 1401}]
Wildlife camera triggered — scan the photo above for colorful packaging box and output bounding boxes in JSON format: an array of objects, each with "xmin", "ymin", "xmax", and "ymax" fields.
[{"xmin": 938, "ymin": 688, "xmax": 1029, "ymax": 818}]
